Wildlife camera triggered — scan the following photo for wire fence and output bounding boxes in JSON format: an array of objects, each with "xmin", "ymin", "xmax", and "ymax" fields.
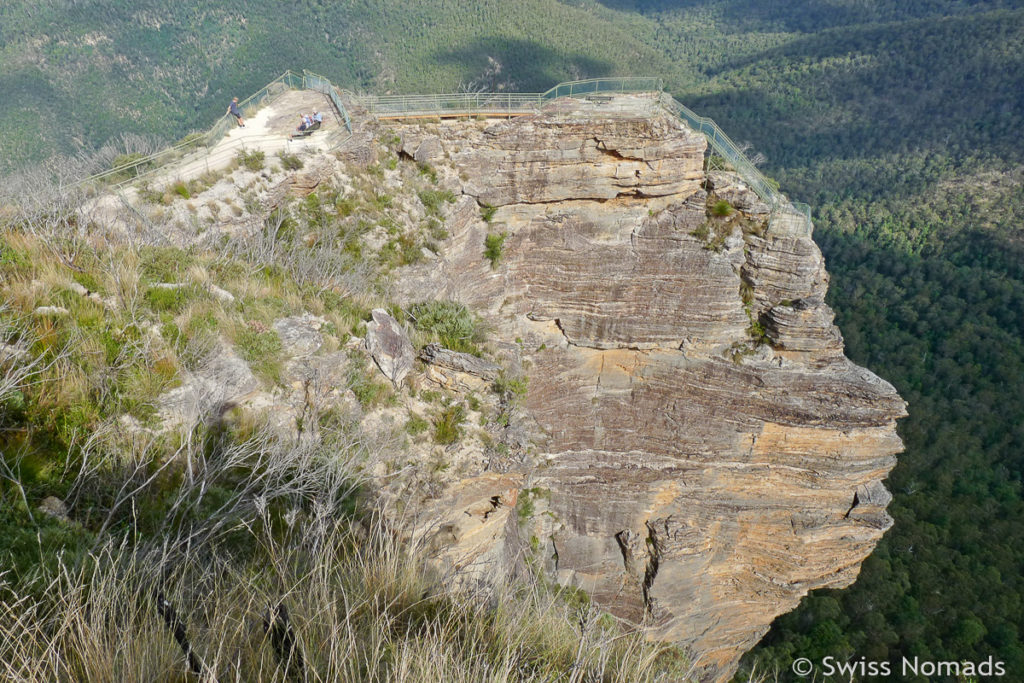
[
  {"xmin": 80, "ymin": 70, "xmax": 353, "ymax": 190},
  {"xmin": 302, "ymin": 69, "xmax": 352, "ymax": 133},
  {"xmin": 362, "ymin": 92, "xmax": 546, "ymax": 118},
  {"xmin": 657, "ymin": 93, "xmax": 812, "ymax": 231},
  {"xmin": 361, "ymin": 77, "xmax": 665, "ymax": 117},
  {"xmin": 540, "ymin": 77, "xmax": 664, "ymax": 99}
]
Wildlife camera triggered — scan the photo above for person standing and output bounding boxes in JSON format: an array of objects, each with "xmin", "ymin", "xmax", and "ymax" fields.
[{"xmin": 227, "ymin": 97, "xmax": 245, "ymax": 127}]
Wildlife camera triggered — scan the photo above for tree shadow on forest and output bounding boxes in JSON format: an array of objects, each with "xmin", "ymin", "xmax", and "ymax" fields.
[
  {"xmin": 696, "ymin": 8, "xmax": 1024, "ymax": 80},
  {"xmin": 432, "ymin": 37, "xmax": 614, "ymax": 93},
  {"xmin": 590, "ymin": 0, "xmax": 1008, "ymax": 33},
  {"xmin": 668, "ymin": 10, "xmax": 1024, "ymax": 195}
]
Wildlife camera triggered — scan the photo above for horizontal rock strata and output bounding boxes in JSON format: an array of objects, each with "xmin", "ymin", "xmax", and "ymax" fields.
[{"xmin": 392, "ymin": 95, "xmax": 906, "ymax": 682}]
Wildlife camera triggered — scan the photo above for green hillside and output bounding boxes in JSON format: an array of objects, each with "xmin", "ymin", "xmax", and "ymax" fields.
[{"xmin": 3, "ymin": 1, "xmax": 1024, "ymax": 680}]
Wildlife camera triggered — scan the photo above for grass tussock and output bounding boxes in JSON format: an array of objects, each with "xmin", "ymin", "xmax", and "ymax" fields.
[
  {"xmin": 0, "ymin": 516, "xmax": 693, "ymax": 682},
  {"xmin": 407, "ymin": 300, "xmax": 486, "ymax": 356}
]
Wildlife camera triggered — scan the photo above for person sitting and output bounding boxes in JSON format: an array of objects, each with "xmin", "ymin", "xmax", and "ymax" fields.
[
  {"xmin": 227, "ymin": 97, "xmax": 245, "ymax": 127},
  {"xmin": 299, "ymin": 111, "xmax": 319, "ymax": 132},
  {"xmin": 297, "ymin": 113, "xmax": 312, "ymax": 132}
]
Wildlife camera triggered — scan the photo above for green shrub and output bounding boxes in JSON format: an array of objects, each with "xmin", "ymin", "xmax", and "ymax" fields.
[
  {"xmin": 235, "ymin": 326, "xmax": 283, "ymax": 384},
  {"xmin": 747, "ymin": 319, "xmax": 769, "ymax": 345},
  {"xmin": 140, "ymin": 246, "xmax": 194, "ymax": 281},
  {"xmin": 348, "ymin": 366, "xmax": 392, "ymax": 408},
  {"xmin": 405, "ymin": 413, "xmax": 429, "ymax": 436},
  {"xmin": 171, "ymin": 180, "xmax": 191, "ymax": 199},
  {"xmin": 380, "ymin": 233, "xmax": 423, "ymax": 268},
  {"xmin": 0, "ymin": 239, "xmax": 29, "ymax": 270},
  {"xmin": 494, "ymin": 370, "xmax": 528, "ymax": 404},
  {"xmin": 108, "ymin": 152, "xmax": 150, "ymax": 180},
  {"xmin": 408, "ymin": 301, "xmax": 483, "ymax": 355},
  {"xmin": 417, "ymin": 162, "xmax": 438, "ymax": 183},
  {"xmin": 484, "ymin": 232, "xmax": 507, "ymax": 269},
  {"xmin": 175, "ymin": 131, "xmax": 206, "ymax": 148},
  {"xmin": 238, "ymin": 149, "xmax": 265, "ymax": 171},
  {"xmin": 417, "ymin": 189, "xmax": 455, "ymax": 217},
  {"xmin": 427, "ymin": 217, "xmax": 449, "ymax": 241},
  {"xmin": 278, "ymin": 151, "xmax": 304, "ymax": 171},
  {"xmin": 480, "ymin": 203, "xmax": 498, "ymax": 223},
  {"xmin": 517, "ymin": 494, "xmax": 535, "ymax": 525},
  {"xmin": 143, "ymin": 285, "xmax": 192, "ymax": 313},
  {"xmin": 711, "ymin": 199, "xmax": 734, "ymax": 217},
  {"xmin": 433, "ymin": 402, "xmax": 465, "ymax": 445},
  {"xmin": 72, "ymin": 270, "xmax": 103, "ymax": 295},
  {"xmin": 691, "ymin": 221, "xmax": 731, "ymax": 252},
  {"xmin": 328, "ymin": 193, "xmax": 354, "ymax": 217}
]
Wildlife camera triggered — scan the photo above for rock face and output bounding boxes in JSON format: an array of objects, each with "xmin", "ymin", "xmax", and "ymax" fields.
[{"xmin": 392, "ymin": 95, "xmax": 906, "ymax": 682}]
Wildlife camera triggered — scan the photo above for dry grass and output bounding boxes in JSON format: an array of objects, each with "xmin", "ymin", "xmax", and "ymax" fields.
[
  {"xmin": 0, "ymin": 523, "xmax": 695, "ymax": 682},
  {"xmin": 0, "ymin": 416, "xmax": 695, "ymax": 682}
]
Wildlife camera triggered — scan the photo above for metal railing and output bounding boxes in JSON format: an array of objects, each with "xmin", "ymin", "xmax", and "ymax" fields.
[
  {"xmin": 363, "ymin": 92, "xmax": 546, "ymax": 118},
  {"xmin": 540, "ymin": 77, "xmax": 663, "ymax": 99},
  {"xmin": 361, "ymin": 77, "xmax": 664, "ymax": 118},
  {"xmin": 81, "ymin": 69, "xmax": 353, "ymax": 189},
  {"xmin": 302, "ymin": 69, "xmax": 352, "ymax": 134},
  {"xmin": 657, "ymin": 93, "xmax": 811, "ymax": 233}
]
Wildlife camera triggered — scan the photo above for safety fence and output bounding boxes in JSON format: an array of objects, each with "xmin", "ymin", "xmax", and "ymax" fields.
[
  {"xmin": 657, "ymin": 93, "xmax": 812, "ymax": 229},
  {"xmin": 540, "ymin": 77, "xmax": 663, "ymax": 100},
  {"xmin": 361, "ymin": 77, "xmax": 665, "ymax": 118},
  {"xmin": 302, "ymin": 70, "xmax": 353, "ymax": 134},
  {"xmin": 363, "ymin": 92, "xmax": 546, "ymax": 118},
  {"xmin": 80, "ymin": 70, "xmax": 352, "ymax": 190}
]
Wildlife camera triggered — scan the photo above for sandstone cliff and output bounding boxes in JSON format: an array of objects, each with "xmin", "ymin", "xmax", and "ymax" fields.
[{"xmin": 392, "ymin": 95, "xmax": 906, "ymax": 681}]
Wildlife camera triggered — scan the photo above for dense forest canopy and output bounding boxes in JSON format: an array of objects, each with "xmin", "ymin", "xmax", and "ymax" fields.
[{"xmin": 2, "ymin": 0, "xmax": 1023, "ymax": 680}]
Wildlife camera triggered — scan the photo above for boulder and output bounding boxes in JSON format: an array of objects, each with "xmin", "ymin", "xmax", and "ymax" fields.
[
  {"xmin": 33, "ymin": 306, "xmax": 69, "ymax": 317},
  {"xmin": 157, "ymin": 344, "xmax": 260, "ymax": 427},
  {"xmin": 419, "ymin": 342, "xmax": 500, "ymax": 391},
  {"xmin": 273, "ymin": 313, "xmax": 324, "ymax": 357},
  {"xmin": 37, "ymin": 496, "xmax": 69, "ymax": 522},
  {"xmin": 365, "ymin": 309, "xmax": 415, "ymax": 385}
]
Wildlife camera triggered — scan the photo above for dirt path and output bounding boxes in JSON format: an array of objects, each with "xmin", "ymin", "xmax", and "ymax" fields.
[{"xmin": 149, "ymin": 90, "xmax": 345, "ymax": 186}]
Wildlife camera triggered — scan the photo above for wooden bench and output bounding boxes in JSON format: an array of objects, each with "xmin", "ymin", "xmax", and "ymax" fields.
[{"xmin": 290, "ymin": 121, "xmax": 322, "ymax": 139}]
